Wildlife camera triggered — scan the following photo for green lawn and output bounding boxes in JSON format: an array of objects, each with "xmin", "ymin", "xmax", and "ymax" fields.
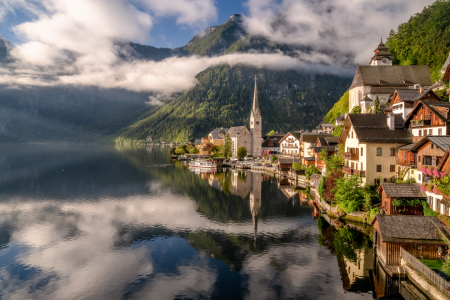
[{"xmin": 419, "ymin": 259, "xmax": 450, "ymax": 276}]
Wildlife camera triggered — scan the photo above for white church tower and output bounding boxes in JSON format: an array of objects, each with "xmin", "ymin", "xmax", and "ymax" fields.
[{"xmin": 250, "ymin": 76, "xmax": 262, "ymax": 157}]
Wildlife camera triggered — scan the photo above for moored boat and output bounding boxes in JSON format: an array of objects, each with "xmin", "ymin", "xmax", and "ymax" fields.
[{"xmin": 189, "ymin": 160, "xmax": 217, "ymax": 168}]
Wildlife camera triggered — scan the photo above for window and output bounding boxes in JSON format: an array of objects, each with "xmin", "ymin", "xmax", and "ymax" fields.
[
  {"xmin": 376, "ymin": 148, "xmax": 382, "ymax": 156},
  {"xmin": 376, "ymin": 165, "xmax": 381, "ymax": 172},
  {"xmin": 429, "ymin": 129, "xmax": 433, "ymax": 135},
  {"xmin": 439, "ymin": 128, "xmax": 443, "ymax": 135},
  {"xmin": 418, "ymin": 173, "xmax": 421, "ymax": 181},
  {"xmin": 251, "ymin": 121, "xmax": 253, "ymax": 125},
  {"xmin": 431, "ymin": 143, "xmax": 434, "ymax": 149},
  {"xmin": 351, "ymin": 132, "xmax": 353, "ymax": 138},
  {"xmin": 347, "ymin": 147, "xmax": 349, "ymax": 152},
  {"xmin": 390, "ymin": 148, "xmax": 395, "ymax": 156},
  {"xmin": 390, "ymin": 165, "xmax": 395, "ymax": 172},
  {"xmin": 403, "ymin": 151, "xmax": 406, "ymax": 160},
  {"xmin": 351, "ymin": 162, "xmax": 354, "ymax": 168},
  {"xmin": 423, "ymin": 156, "xmax": 432, "ymax": 166},
  {"xmin": 256, "ymin": 122, "xmax": 259, "ymax": 125},
  {"xmin": 361, "ymin": 162, "xmax": 363, "ymax": 170},
  {"xmin": 419, "ymin": 130, "xmax": 422, "ymax": 136},
  {"xmin": 361, "ymin": 147, "xmax": 363, "ymax": 156},
  {"xmin": 419, "ymin": 156, "xmax": 421, "ymax": 163}
]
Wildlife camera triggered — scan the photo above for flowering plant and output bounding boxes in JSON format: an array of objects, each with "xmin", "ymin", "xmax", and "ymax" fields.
[
  {"xmin": 420, "ymin": 184, "xmax": 426, "ymax": 192},
  {"xmin": 426, "ymin": 167, "xmax": 433, "ymax": 176},
  {"xmin": 432, "ymin": 187, "xmax": 442, "ymax": 196},
  {"xmin": 432, "ymin": 168, "xmax": 441, "ymax": 178},
  {"xmin": 421, "ymin": 166, "xmax": 427, "ymax": 173}
]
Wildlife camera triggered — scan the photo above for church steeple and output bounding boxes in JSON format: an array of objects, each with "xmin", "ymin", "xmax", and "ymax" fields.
[
  {"xmin": 370, "ymin": 36, "xmax": 394, "ymax": 66},
  {"xmin": 251, "ymin": 76, "xmax": 260, "ymax": 116}
]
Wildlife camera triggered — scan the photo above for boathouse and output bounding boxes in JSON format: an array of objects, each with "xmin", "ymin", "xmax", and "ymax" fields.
[
  {"xmin": 277, "ymin": 158, "xmax": 301, "ymax": 172},
  {"xmin": 372, "ymin": 215, "xmax": 450, "ymax": 266},
  {"xmin": 377, "ymin": 183, "xmax": 426, "ymax": 215}
]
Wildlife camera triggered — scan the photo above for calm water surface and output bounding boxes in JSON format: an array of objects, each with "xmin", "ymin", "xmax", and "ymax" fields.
[{"xmin": 0, "ymin": 144, "xmax": 389, "ymax": 300}]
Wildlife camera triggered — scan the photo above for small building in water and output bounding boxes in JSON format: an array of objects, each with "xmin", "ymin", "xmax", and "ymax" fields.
[{"xmin": 372, "ymin": 215, "xmax": 450, "ymax": 267}]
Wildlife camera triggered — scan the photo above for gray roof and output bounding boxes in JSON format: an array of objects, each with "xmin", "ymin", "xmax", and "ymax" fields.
[
  {"xmin": 324, "ymin": 136, "xmax": 339, "ymax": 144},
  {"xmin": 209, "ymin": 127, "xmax": 229, "ymax": 139},
  {"xmin": 262, "ymin": 139, "xmax": 280, "ymax": 148},
  {"xmin": 396, "ymin": 143, "xmax": 416, "ymax": 151},
  {"xmin": 374, "ymin": 215, "xmax": 450, "ymax": 243},
  {"xmin": 304, "ymin": 157, "xmax": 315, "ymax": 161},
  {"xmin": 349, "ymin": 65, "xmax": 432, "ymax": 90},
  {"xmin": 380, "ymin": 183, "xmax": 426, "ymax": 198},
  {"xmin": 278, "ymin": 158, "xmax": 301, "ymax": 164},
  {"xmin": 320, "ymin": 124, "xmax": 334, "ymax": 128},
  {"xmin": 309, "ymin": 174, "xmax": 323, "ymax": 181},
  {"xmin": 411, "ymin": 85, "xmax": 441, "ymax": 101},
  {"xmin": 251, "ymin": 79, "xmax": 260, "ymax": 116},
  {"xmin": 342, "ymin": 114, "xmax": 413, "ymax": 144},
  {"xmin": 411, "ymin": 136, "xmax": 450, "ymax": 152},
  {"xmin": 395, "ymin": 89, "xmax": 421, "ymax": 102},
  {"xmin": 301, "ymin": 133, "xmax": 330, "ymax": 143},
  {"xmin": 227, "ymin": 126, "xmax": 247, "ymax": 137}
]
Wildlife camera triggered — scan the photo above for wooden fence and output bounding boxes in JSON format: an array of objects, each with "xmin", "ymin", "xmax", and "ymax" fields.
[{"xmin": 400, "ymin": 247, "xmax": 450, "ymax": 297}]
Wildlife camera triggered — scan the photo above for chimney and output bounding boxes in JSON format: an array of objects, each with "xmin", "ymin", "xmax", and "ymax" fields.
[
  {"xmin": 387, "ymin": 113, "xmax": 395, "ymax": 130},
  {"xmin": 420, "ymin": 88, "xmax": 424, "ymax": 94},
  {"xmin": 414, "ymin": 84, "xmax": 421, "ymax": 89}
]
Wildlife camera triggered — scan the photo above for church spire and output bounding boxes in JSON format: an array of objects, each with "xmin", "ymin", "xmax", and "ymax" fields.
[{"xmin": 252, "ymin": 76, "xmax": 260, "ymax": 116}]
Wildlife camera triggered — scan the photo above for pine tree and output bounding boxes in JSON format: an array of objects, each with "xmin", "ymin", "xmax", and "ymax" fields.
[{"xmin": 374, "ymin": 96, "xmax": 381, "ymax": 114}]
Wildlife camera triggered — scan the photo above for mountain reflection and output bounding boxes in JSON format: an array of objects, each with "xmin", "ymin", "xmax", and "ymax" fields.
[{"xmin": 0, "ymin": 145, "xmax": 375, "ymax": 300}]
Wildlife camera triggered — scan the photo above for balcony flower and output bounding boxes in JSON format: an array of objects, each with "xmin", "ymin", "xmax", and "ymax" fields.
[
  {"xmin": 426, "ymin": 167, "xmax": 433, "ymax": 176},
  {"xmin": 432, "ymin": 168, "xmax": 441, "ymax": 178},
  {"xmin": 432, "ymin": 187, "xmax": 442, "ymax": 196},
  {"xmin": 421, "ymin": 166, "xmax": 427, "ymax": 173},
  {"xmin": 420, "ymin": 184, "xmax": 426, "ymax": 192}
]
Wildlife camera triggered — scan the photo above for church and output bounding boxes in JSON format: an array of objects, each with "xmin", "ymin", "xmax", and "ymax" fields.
[
  {"xmin": 227, "ymin": 77, "xmax": 262, "ymax": 157},
  {"xmin": 348, "ymin": 38, "xmax": 433, "ymax": 113}
]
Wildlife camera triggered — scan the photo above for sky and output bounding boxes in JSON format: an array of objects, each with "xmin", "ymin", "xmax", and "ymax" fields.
[{"xmin": 0, "ymin": 0, "xmax": 436, "ymax": 98}]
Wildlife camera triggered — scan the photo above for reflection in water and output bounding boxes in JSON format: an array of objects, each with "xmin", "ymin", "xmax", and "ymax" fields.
[{"xmin": 0, "ymin": 144, "xmax": 397, "ymax": 299}]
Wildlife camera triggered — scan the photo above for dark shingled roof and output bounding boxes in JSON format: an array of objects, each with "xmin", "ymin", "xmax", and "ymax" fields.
[
  {"xmin": 324, "ymin": 136, "xmax": 339, "ymax": 144},
  {"xmin": 301, "ymin": 133, "xmax": 330, "ymax": 143},
  {"xmin": 342, "ymin": 114, "xmax": 413, "ymax": 144},
  {"xmin": 262, "ymin": 139, "xmax": 280, "ymax": 147},
  {"xmin": 309, "ymin": 174, "xmax": 323, "ymax": 181},
  {"xmin": 227, "ymin": 126, "xmax": 247, "ymax": 137},
  {"xmin": 395, "ymin": 89, "xmax": 421, "ymax": 102},
  {"xmin": 278, "ymin": 158, "xmax": 301, "ymax": 164},
  {"xmin": 411, "ymin": 85, "xmax": 441, "ymax": 101},
  {"xmin": 396, "ymin": 143, "xmax": 416, "ymax": 151},
  {"xmin": 349, "ymin": 65, "xmax": 432, "ymax": 90},
  {"xmin": 209, "ymin": 127, "xmax": 229, "ymax": 139},
  {"xmin": 373, "ymin": 215, "xmax": 450, "ymax": 244},
  {"xmin": 380, "ymin": 183, "xmax": 426, "ymax": 198},
  {"xmin": 304, "ymin": 157, "xmax": 315, "ymax": 161}
]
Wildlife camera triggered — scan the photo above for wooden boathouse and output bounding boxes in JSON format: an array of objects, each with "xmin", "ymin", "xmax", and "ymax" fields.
[
  {"xmin": 372, "ymin": 215, "xmax": 450, "ymax": 267},
  {"xmin": 377, "ymin": 183, "xmax": 426, "ymax": 215}
]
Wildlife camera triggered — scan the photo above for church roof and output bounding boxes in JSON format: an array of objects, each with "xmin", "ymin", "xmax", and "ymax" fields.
[
  {"xmin": 349, "ymin": 65, "xmax": 432, "ymax": 90},
  {"xmin": 251, "ymin": 78, "xmax": 260, "ymax": 116},
  {"xmin": 369, "ymin": 38, "xmax": 395, "ymax": 64},
  {"xmin": 227, "ymin": 126, "xmax": 248, "ymax": 137},
  {"xmin": 208, "ymin": 127, "xmax": 229, "ymax": 139}
]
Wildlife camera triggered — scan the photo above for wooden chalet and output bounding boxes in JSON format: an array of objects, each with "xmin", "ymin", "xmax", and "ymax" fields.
[
  {"xmin": 391, "ymin": 88, "xmax": 440, "ymax": 119},
  {"xmin": 403, "ymin": 100, "xmax": 450, "ymax": 142},
  {"xmin": 313, "ymin": 136, "xmax": 339, "ymax": 174},
  {"xmin": 372, "ymin": 215, "xmax": 450, "ymax": 266},
  {"xmin": 410, "ymin": 136, "xmax": 450, "ymax": 178},
  {"xmin": 377, "ymin": 183, "xmax": 425, "ymax": 215}
]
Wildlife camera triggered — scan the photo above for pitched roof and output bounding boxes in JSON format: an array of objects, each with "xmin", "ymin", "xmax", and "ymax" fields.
[
  {"xmin": 373, "ymin": 215, "xmax": 450, "ymax": 244},
  {"xmin": 404, "ymin": 100, "xmax": 450, "ymax": 126},
  {"xmin": 278, "ymin": 158, "xmax": 301, "ymax": 164},
  {"xmin": 395, "ymin": 89, "xmax": 421, "ymax": 102},
  {"xmin": 379, "ymin": 183, "xmax": 426, "ymax": 198},
  {"xmin": 324, "ymin": 136, "xmax": 339, "ymax": 144},
  {"xmin": 208, "ymin": 127, "xmax": 229, "ymax": 139},
  {"xmin": 309, "ymin": 174, "xmax": 323, "ymax": 181},
  {"xmin": 279, "ymin": 132, "xmax": 301, "ymax": 143},
  {"xmin": 227, "ymin": 126, "xmax": 248, "ymax": 137},
  {"xmin": 411, "ymin": 85, "xmax": 441, "ymax": 101},
  {"xmin": 262, "ymin": 139, "xmax": 280, "ymax": 147},
  {"xmin": 396, "ymin": 143, "xmax": 416, "ymax": 151},
  {"xmin": 301, "ymin": 133, "xmax": 330, "ymax": 143},
  {"xmin": 340, "ymin": 114, "xmax": 413, "ymax": 144},
  {"xmin": 410, "ymin": 136, "xmax": 450, "ymax": 152},
  {"xmin": 251, "ymin": 78, "xmax": 260, "ymax": 116},
  {"xmin": 349, "ymin": 65, "xmax": 432, "ymax": 90},
  {"xmin": 320, "ymin": 124, "xmax": 334, "ymax": 128}
]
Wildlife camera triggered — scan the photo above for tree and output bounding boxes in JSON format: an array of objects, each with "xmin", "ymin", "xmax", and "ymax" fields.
[
  {"xmin": 175, "ymin": 147, "xmax": 185, "ymax": 155},
  {"xmin": 189, "ymin": 148, "xmax": 197, "ymax": 154},
  {"xmin": 271, "ymin": 156, "xmax": 278, "ymax": 162},
  {"xmin": 222, "ymin": 133, "xmax": 232, "ymax": 159},
  {"xmin": 319, "ymin": 145, "xmax": 344, "ymax": 176},
  {"xmin": 292, "ymin": 162, "xmax": 302, "ymax": 170},
  {"xmin": 322, "ymin": 171, "xmax": 344, "ymax": 203},
  {"xmin": 237, "ymin": 146, "xmax": 247, "ymax": 160},
  {"xmin": 267, "ymin": 130, "xmax": 275, "ymax": 136},
  {"xmin": 374, "ymin": 96, "xmax": 381, "ymax": 114},
  {"xmin": 332, "ymin": 175, "xmax": 365, "ymax": 213},
  {"xmin": 332, "ymin": 124, "xmax": 343, "ymax": 137},
  {"xmin": 305, "ymin": 165, "xmax": 321, "ymax": 180},
  {"xmin": 351, "ymin": 106, "xmax": 361, "ymax": 114}
]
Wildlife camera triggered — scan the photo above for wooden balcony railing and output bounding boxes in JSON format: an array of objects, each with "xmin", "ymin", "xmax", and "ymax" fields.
[
  {"xmin": 343, "ymin": 152, "xmax": 359, "ymax": 160},
  {"xmin": 422, "ymin": 114, "xmax": 431, "ymax": 120},
  {"xmin": 342, "ymin": 166, "xmax": 353, "ymax": 175},
  {"xmin": 316, "ymin": 161, "xmax": 325, "ymax": 169},
  {"xmin": 411, "ymin": 120, "xmax": 424, "ymax": 128},
  {"xmin": 353, "ymin": 169, "xmax": 366, "ymax": 177}
]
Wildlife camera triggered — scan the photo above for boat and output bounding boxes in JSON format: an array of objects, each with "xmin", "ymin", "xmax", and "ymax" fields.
[
  {"xmin": 178, "ymin": 154, "xmax": 189, "ymax": 161},
  {"xmin": 189, "ymin": 160, "xmax": 217, "ymax": 169}
]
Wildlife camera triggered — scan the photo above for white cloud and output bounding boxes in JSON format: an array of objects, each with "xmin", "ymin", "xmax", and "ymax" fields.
[{"xmin": 242, "ymin": 0, "xmax": 436, "ymax": 65}]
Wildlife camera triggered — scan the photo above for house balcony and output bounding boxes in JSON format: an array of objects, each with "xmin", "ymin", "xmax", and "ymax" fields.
[
  {"xmin": 343, "ymin": 166, "xmax": 353, "ymax": 175},
  {"xmin": 283, "ymin": 145, "xmax": 300, "ymax": 149},
  {"xmin": 343, "ymin": 152, "xmax": 359, "ymax": 160},
  {"xmin": 411, "ymin": 120, "xmax": 424, "ymax": 128},
  {"xmin": 395, "ymin": 158, "xmax": 416, "ymax": 168}
]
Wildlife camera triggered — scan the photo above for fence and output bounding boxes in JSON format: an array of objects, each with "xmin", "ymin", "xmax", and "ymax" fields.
[
  {"xmin": 400, "ymin": 247, "xmax": 450, "ymax": 297},
  {"xmin": 320, "ymin": 198, "xmax": 337, "ymax": 213}
]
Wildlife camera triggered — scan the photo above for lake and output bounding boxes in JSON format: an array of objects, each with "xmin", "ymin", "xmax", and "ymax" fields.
[{"xmin": 0, "ymin": 144, "xmax": 398, "ymax": 299}]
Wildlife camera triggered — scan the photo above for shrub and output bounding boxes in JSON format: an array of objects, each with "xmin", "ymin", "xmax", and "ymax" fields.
[
  {"xmin": 305, "ymin": 165, "xmax": 320, "ymax": 180},
  {"xmin": 351, "ymin": 106, "xmax": 361, "ymax": 114},
  {"xmin": 237, "ymin": 146, "xmax": 247, "ymax": 160},
  {"xmin": 271, "ymin": 156, "xmax": 278, "ymax": 162},
  {"xmin": 292, "ymin": 162, "xmax": 302, "ymax": 170}
]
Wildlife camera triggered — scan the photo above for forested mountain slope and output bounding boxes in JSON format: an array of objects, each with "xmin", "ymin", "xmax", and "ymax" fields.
[{"xmin": 117, "ymin": 66, "xmax": 351, "ymax": 142}]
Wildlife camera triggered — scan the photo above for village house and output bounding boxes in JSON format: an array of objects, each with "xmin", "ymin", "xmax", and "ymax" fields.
[
  {"xmin": 261, "ymin": 133, "xmax": 284, "ymax": 155},
  {"xmin": 403, "ymin": 100, "xmax": 450, "ymax": 142},
  {"xmin": 334, "ymin": 114, "xmax": 346, "ymax": 127},
  {"xmin": 409, "ymin": 136, "xmax": 450, "ymax": 215},
  {"xmin": 208, "ymin": 128, "xmax": 228, "ymax": 146},
  {"xmin": 395, "ymin": 143, "xmax": 417, "ymax": 182},
  {"xmin": 277, "ymin": 158, "xmax": 301, "ymax": 173},
  {"xmin": 279, "ymin": 132, "xmax": 302, "ymax": 156},
  {"xmin": 372, "ymin": 215, "xmax": 450, "ymax": 267},
  {"xmin": 313, "ymin": 136, "xmax": 339, "ymax": 175},
  {"xmin": 377, "ymin": 183, "xmax": 425, "ymax": 215},
  {"xmin": 317, "ymin": 124, "xmax": 334, "ymax": 134},
  {"xmin": 348, "ymin": 39, "xmax": 432, "ymax": 113},
  {"xmin": 339, "ymin": 114, "xmax": 413, "ymax": 186},
  {"xmin": 301, "ymin": 133, "xmax": 330, "ymax": 166},
  {"xmin": 391, "ymin": 87, "xmax": 440, "ymax": 120}
]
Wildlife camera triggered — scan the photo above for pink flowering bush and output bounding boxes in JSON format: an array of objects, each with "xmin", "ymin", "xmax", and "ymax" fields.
[
  {"xmin": 426, "ymin": 167, "xmax": 433, "ymax": 176},
  {"xmin": 432, "ymin": 188, "xmax": 442, "ymax": 196},
  {"xmin": 433, "ymin": 168, "xmax": 441, "ymax": 178},
  {"xmin": 420, "ymin": 184, "xmax": 426, "ymax": 192},
  {"xmin": 421, "ymin": 166, "xmax": 427, "ymax": 173}
]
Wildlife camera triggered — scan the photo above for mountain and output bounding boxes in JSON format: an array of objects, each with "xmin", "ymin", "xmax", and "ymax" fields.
[
  {"xmin": 0, "ymin": 14, "xmax": 352, "ymax": 143},
  {"xmin": 117, "ymin": 65, "xmax": 351, "ymax": 143},
  {"xmin": 387, "ymin": 0, "xmax": 450, "ymax": 81}
]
